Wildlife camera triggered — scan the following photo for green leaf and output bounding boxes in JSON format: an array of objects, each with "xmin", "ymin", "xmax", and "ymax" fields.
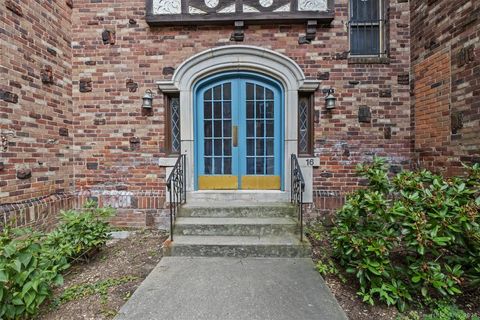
[
  {"xmin": 0, "ymin": 270, "xmax": 8, "ymax": 283},
  {"xmin": 18, "ymin": 252, "xmax": 32, "ymax": 267},
  {"xmin": 421, "ymin": 287, "xmax": 428, "ymax": 297},
  {"xmin": 411, "ymin": 276, "xmax": 421, "ymax": 283}
]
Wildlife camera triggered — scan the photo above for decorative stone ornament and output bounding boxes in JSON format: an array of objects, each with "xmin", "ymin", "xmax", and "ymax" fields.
[
  {"xmin": 101, "ymin": 29, "xmax": 116, "ymax": 45},
  {"xmin": 17, "ymin": 168, "xmax": 32, "ymax": 180},
  {"xmin": 126, "ymin": 79, "xmax": 138, "ymax": 92},
  {"xmin": 5, "ymin": 0, "xmax": 23, "ymax": 16},
  {"xmin": 0, "ymin": 89, "xmax": 18, "ymax": 103},
  {"xmin": 59, "ymin": 128, "xmax": 69, "ymax": 136},
  {"xmin": 230, "ymin": 21, "xmax": 244, "ymax": 42},
  {"xmin": 41, "ymin": 65, "xmax": 54, "ymax": 84},
  {"xmin": 298, "ymin": 20, "xmax": 317, "ymax": 44},
  {"xmin": 358, "ymin": 106, "xmax": 371, "ymax": 123},
  {"xmin": 79, "ymin": 79, "xmax": 92, "ymax": 92}
]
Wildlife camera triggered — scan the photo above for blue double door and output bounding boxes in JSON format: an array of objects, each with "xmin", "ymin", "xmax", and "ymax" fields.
[{"xmin": 196, "ymin": 74, "xmax": 282, "ymax": 190}]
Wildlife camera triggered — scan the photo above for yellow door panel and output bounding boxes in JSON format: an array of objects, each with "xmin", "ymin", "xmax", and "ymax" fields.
[
  {"xmin": 198, "ymin": 175, "xmax": 238, "ymax": 190},
  {"xmin": 241, "ymin": 176, "xmax": 281, "ymax": 190}
]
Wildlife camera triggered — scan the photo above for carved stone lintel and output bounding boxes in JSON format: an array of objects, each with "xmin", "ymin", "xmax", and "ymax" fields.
[
  {"xmin": 41, "ymin": 65, "xmax": 54, "ymax": 84},
  {"xmin": 0, "ymin": 89, "xmax": 18, "ymax": 103},
  {"xmin": 17, "ymin": 169, "xmax": 32, "ymax": 180},
  {"xmin": 126, "ymin": 79, "xmax": 138, "ymax": 92},
  {"xmin": 102, "ymin": 29, "xmax": 116, "ymax": 45},
  {"xmin": 6, "ymin": 0, "xmax": 23, "ymax": 16},
  {"xmin": 230, "ymin": 21, "xmax": 244, "ymax": 42},
  {"xmin": 79, "ymin": 79, "xmax": 92, "ymax": 92},
  {"xmin": 298, "ymin": 20, "xmax": 317, "ymax": 44}
]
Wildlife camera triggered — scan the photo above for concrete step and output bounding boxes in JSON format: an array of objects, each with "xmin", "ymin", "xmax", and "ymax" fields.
[
  {"xmin": 179, "ymin": 203, "xmax": 296, "ymax": 218},
  {"xmin": 174, "ymin": 217, "xmax": 298, "ymax": 236},
  {"xmin": 164, "ymin": 235, "xmax": 311, "ymax": 258},
  {"xmin": 186, "ymin": 191, "xmax": 290, "ymax": 203}
]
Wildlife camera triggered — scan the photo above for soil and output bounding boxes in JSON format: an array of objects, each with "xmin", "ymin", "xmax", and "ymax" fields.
[{"xmin": 36, "ymin": 229, "xmax": 168, "ymax": 320}]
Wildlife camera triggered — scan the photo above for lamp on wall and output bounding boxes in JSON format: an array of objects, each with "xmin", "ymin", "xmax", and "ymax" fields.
[
  {"xmin": 324, "ymin": 88, "xmax": 336, "ymax": 110},
  {"xmin": 142, "ymin": 89, "xmax": 154, "ymax": 109}
]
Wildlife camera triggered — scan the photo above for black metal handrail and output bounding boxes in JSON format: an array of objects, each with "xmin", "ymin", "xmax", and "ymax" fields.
[
  {"xmin": 291, "ymin": 154, "xmax": 305, "ymax": 242},
  {"xmin": 166, "ymin": 154, "xmax": 186, "ymax": 241}
]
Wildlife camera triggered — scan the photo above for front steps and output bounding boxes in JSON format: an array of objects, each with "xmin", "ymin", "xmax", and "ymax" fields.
[{"xmin": 163, "ymin": 202, "xmax": 311, "ymax": 258}]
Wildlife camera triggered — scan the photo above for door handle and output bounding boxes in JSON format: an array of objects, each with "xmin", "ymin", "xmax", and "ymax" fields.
[{"xmin": 232, "ymin": 125, "xmax": 238, "ymax": 147}]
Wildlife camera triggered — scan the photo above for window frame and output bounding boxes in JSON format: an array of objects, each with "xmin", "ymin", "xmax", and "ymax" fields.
[
  {"xmin": 348, "ymin": 0, "xmax": 386, "ymax": 57},
  {"xmin": 297, "ymin": 92, "xmax": 314, "ymax": 157},
  {"xmin": 164, "ymin": 93, "xmax": 181, "ymax": 155}
]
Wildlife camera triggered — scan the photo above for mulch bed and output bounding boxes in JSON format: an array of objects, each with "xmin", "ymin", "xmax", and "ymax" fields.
[{"xmin": 36, "ymin": 229, "xmax": 168, "ymax": 320}]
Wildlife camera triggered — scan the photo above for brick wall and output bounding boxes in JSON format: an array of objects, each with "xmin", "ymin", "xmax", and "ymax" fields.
[
  {"xmin": 0, "ymin": 0, "xmax": 74, "ymax": 227},
  {"xmin": 411, "ymin": 0, "xmax": 480, "ymax": 175},
  {"xmin": 1, "ymin": 0, "xmax": 414, "ymax": 228},
  {"xmin": 0, "ymin": 0, "xmax": 74, "ymax": 202},
  {"xmin": 71, "ymin": 0, "xmax": 412, "ymax": 206}
]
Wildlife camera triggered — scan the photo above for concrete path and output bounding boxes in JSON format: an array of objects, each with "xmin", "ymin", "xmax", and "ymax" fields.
[{"xmin": 115, "ymin": 257, "xmax": 348, "ymax": 320}]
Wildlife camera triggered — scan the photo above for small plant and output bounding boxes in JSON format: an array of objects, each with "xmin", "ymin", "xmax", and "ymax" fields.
[
  {"xmin": 0, "ymin": 201, "xmax": 114, "ymax": 319},
  {"xmin": 53, "ymin": 275, "xmax": 138, "ymax": 307},
  {"xmin": 396, "ymin": 302, "xmax": 480, "ymax": 320},
  {"xmin": 331, "ymin": 158, "xmax": 480, "ymax": 311}
]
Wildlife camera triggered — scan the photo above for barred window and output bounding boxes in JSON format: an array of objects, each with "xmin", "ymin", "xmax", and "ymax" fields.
[
  {"xmin": 166, "ymin": 94, "xmax": 181, "ymax": 154},
  {"xmin": 349, "ymin": 0, "xmax": 385, "ymax": 56}
]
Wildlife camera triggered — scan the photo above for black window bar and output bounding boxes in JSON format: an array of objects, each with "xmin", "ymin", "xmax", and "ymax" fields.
[{"xmin": 348, "ymin": 0, "xmax": 386, "ymax": 56}]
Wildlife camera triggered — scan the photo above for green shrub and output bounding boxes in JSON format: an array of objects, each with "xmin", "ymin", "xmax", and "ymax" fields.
[
  {"xmin": 0, "ymin": 201, "xmax": 113, "ymax": 319},
  {"xmin": 331, "ymin": 158, "xmax": 480, "ymax": 311},
  {"xmin": 44, "ymin": 200, "xmax": 114, "ymax": 261}
]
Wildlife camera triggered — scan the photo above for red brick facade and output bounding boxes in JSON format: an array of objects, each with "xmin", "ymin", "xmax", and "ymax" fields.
[
  {"xmin": 411, "ymin": 0, "xmax": 480, "ymax": 175},
  {"xmin": 0, "ymin": 0, "xmax": 478, "ymax": 229}
]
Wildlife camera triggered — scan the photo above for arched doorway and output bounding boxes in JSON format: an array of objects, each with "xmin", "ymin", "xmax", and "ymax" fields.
[
  {"xmin": 157, "ymin": 45, "xmax": 320, "ymax": 195},
  {"xmin": 194, "ymin": 72, "xmax": 284, "ymax": 190}
]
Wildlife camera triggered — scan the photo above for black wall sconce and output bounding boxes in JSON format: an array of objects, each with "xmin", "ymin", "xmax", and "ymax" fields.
[
  {"xmin": 324, "ymin": 88, "xmax": 336, "ymax": 110},
  {"xmin": 142, "ymin": 89, "xmax": 153, "ymax": 109}
]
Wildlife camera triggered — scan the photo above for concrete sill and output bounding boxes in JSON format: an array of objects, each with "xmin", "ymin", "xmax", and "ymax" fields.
[{"xmin": 348, "ymin": 56, "xmax": 391, "ymax": 65}]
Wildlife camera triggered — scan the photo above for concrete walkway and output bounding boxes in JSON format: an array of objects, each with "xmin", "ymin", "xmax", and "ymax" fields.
[{"xmin": 115, "ymin": 257, "xmax": 348, "ymax": 320}]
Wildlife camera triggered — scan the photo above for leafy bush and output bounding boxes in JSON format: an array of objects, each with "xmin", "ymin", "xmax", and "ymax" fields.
[
  {"xmin": 331, "ymin": 158, "xmax": 480, "ymax": 311},
  {"xmin": 44, "ymin": 201, "xmax": 114, "ymax": 261},
  {"xmin": 0, "ymin": 201, "xmax": 113, "ymax": 319}
]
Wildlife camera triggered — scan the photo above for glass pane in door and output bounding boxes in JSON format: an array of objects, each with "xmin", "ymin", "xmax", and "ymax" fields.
[
  {"xmin": 245, "ymin": 83, "xmax": 275, "ymax": 175},
  {"xmin": 203, "ymin": 82, "xmax": 232, "ymax": 175}
]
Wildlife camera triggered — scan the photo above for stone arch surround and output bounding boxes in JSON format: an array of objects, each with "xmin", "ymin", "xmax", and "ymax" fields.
[{"xmin": 157, "ymin": 45, "xmax": 320, "ymax": 193}]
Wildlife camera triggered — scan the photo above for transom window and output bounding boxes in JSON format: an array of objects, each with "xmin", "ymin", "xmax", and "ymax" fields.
[{"xmin": 348, "ymin": 0, "xmax": 386, "ymax": 56}]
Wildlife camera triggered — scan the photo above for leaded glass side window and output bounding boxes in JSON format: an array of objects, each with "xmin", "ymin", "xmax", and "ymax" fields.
[
  {"xmin": 298, "ymin": 93, "xmax": 313, "ymax": 156},
  {"xmin": 166, "ymin": 94, "xmax": 181, "ymax": 154}
]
